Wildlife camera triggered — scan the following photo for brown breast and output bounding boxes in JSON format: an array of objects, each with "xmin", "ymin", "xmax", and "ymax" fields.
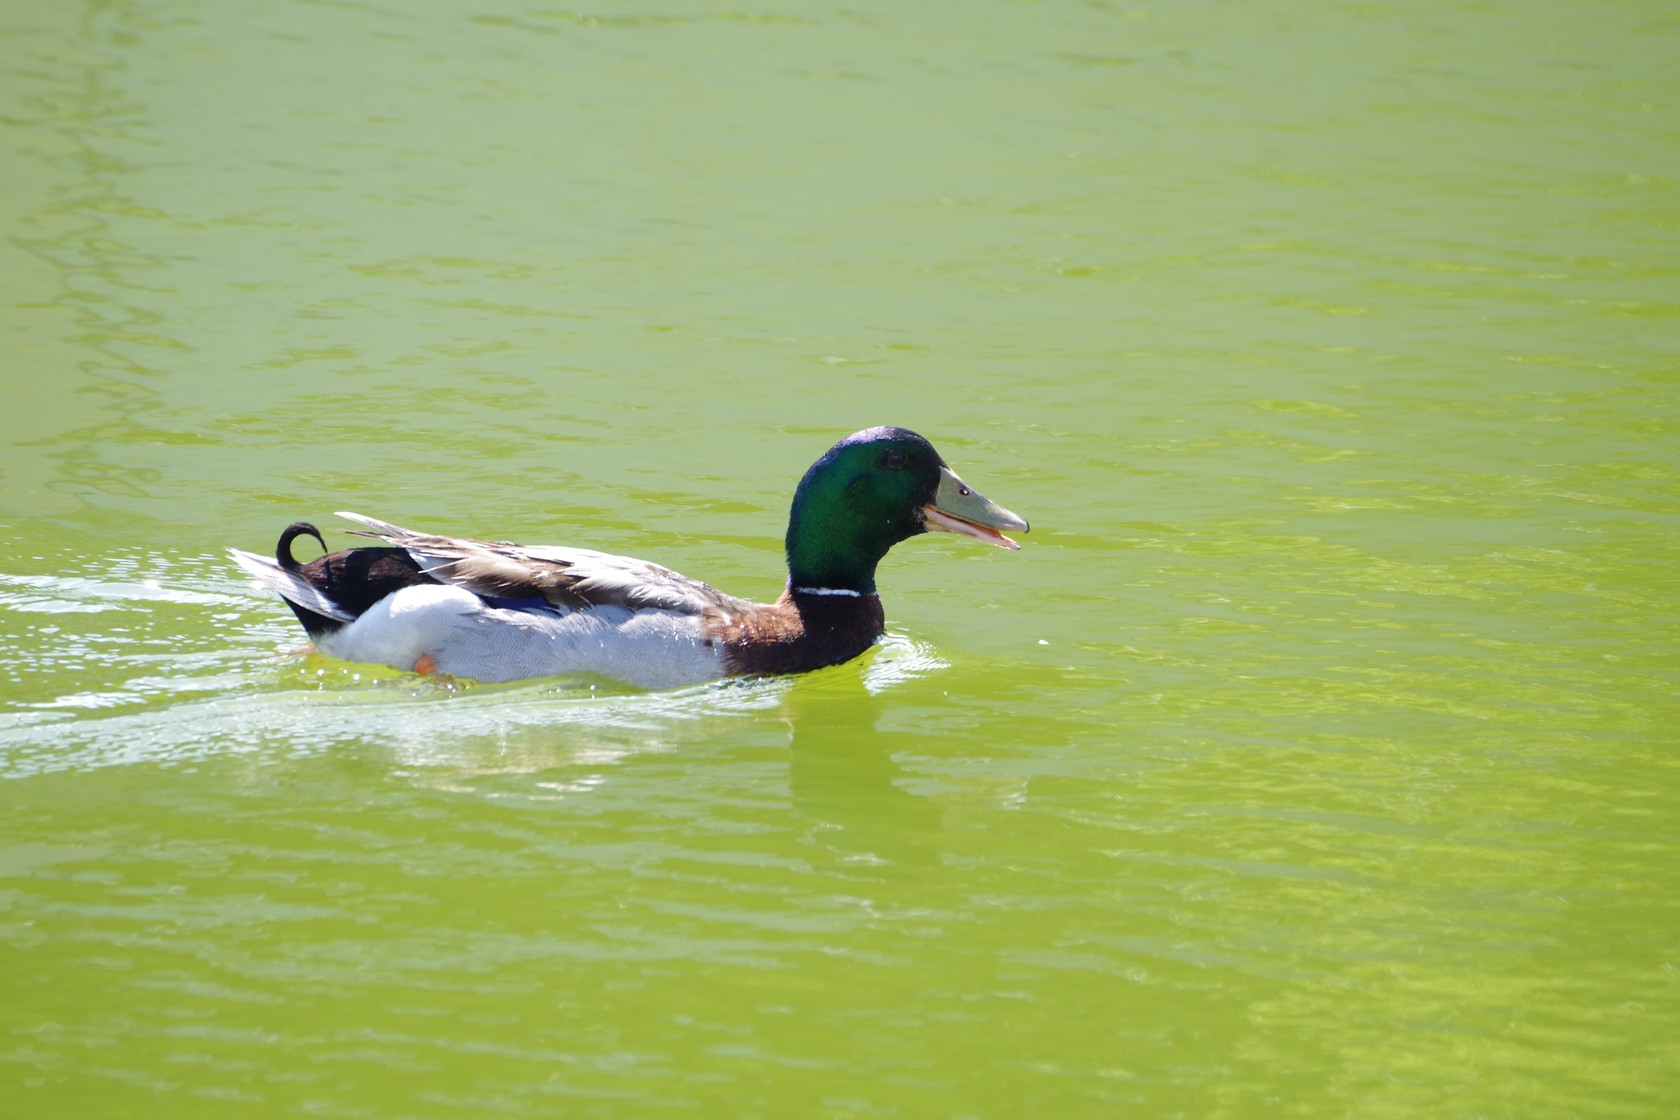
[{"xmin": 710, "ymin": 589, "xmax": 887, "ymax": 677}]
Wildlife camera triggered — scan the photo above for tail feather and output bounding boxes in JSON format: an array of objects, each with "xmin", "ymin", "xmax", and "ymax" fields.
[{"xmin": 228, "ymin": 547, "xmax": 356, "ymax": 623}]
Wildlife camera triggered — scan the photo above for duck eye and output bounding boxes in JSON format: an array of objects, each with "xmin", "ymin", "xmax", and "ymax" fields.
[{"xmin": 882, "ymin": 450, "xmax": 907, "ymax": 471}]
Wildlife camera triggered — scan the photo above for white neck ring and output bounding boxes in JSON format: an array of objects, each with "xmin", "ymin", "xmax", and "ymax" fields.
[{"xmin": 791, "ymin": 585, "xmax": 868, "ymax": 598}]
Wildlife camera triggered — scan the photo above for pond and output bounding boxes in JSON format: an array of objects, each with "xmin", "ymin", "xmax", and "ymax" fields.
[{"xmin": 2, "ymin": 1, "xmax": 1676, "ymax": 1115}]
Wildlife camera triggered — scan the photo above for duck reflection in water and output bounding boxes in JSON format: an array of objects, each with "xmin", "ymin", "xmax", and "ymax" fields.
[{"xmin": 779, "ymin": 665, "xmax": 948, "ymax": 869}]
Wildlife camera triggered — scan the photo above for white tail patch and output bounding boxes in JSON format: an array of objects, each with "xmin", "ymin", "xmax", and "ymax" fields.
[{"xmin": 227, "ymin": 548, "xmax": 356, "ymax": 622}]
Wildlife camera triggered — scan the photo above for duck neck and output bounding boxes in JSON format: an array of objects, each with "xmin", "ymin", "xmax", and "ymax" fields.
[{"xmin": 784, "ymin": 497, "xmax": 905, "ymax": 596}]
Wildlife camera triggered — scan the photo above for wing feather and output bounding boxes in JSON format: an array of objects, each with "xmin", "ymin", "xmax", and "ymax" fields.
[{"xmin": 332, "ymin": 512, "xmax": 747, "ymax": 616}]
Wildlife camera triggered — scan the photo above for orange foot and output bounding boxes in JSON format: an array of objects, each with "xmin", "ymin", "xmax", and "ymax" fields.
[{"xmin": 413, "ymin": 653, "xmax": 440, "ymax": 675}]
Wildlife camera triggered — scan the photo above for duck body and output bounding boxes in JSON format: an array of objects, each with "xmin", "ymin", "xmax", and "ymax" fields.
[{"xmin": 230, "ymin": 427, "xmax": 1025, "ymax": 689}]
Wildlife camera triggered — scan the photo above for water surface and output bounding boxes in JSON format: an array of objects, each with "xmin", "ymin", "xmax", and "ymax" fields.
[{"xmin": 3, "ymin": 1, "xmax": 1677, "ymax": 1116}]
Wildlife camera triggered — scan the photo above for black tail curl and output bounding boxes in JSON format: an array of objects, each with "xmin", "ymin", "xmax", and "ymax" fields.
[{"xmin": 278, "ymin": 522, "xmax": 329, "ymax": 573}]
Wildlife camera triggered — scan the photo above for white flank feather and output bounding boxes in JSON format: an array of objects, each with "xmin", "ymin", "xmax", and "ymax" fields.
[{"xmin": 316, "ymin": 585, "xmax": 728, "ymax": 688}]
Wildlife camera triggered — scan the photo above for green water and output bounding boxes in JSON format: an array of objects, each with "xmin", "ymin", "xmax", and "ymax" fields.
[{"xmin": 3, "ymin": 0, "xmax": 1677, "ymax": 1115}]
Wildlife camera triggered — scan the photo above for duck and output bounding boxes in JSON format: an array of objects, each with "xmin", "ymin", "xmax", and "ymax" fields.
[{"xmin": 229, "ymin": 426, "xmax": 1028, "ymax": 689}]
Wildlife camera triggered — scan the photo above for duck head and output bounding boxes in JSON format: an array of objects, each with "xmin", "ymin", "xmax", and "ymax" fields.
[{"xmin": 785, "ymin": 426, "xmax": 1029, "ymax": 594}]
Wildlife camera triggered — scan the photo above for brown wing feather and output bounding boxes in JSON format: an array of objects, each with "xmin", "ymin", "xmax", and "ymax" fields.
[
  {"xmin": 340, "ymin": 515, "xmax": 750, "ymax": 616},
  {"xmin": 419, "ymin": 550, "xmax": 594, "ymax": 609}
]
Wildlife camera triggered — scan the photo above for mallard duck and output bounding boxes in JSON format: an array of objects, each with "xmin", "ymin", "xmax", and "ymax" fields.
[{"xmin": 229, "ymin": 426, "xmax": 1028, "ymax": 688}]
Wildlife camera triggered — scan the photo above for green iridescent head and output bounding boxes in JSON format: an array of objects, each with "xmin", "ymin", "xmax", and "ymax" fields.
[{"xmin": 784, "ymin": 426, "xmax": 1028, "ymax": 594}]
